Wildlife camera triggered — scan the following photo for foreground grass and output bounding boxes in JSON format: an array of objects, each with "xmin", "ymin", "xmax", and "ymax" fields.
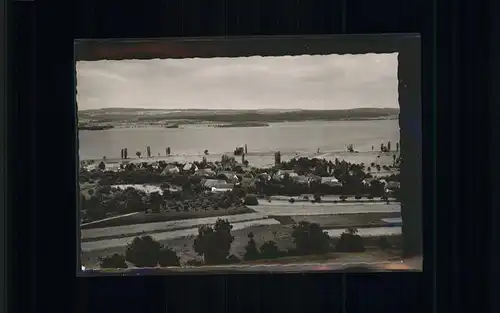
[
  {"xmin": 273, "ymin": 212, "xmax": 402, "ymax": 229},
  {"xmin": 81, "ymin": 221, "xmax": 403, "ymax": 269},
  {"xmin": 81, "ymin": 206, "xmax": 256, "ymax": 229}
]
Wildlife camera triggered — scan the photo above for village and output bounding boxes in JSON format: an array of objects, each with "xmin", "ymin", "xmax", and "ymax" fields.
[
  {"xmin": 79, "ymin": 141, "xmax": 403, "ymax": 269},
  {"xmin": 80, "ymin": 142, "xmax": 401, "ymax": 224}
]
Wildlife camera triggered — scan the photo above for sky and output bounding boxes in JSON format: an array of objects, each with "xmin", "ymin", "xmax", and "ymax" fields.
[{"xmin": 76, "ymin": 53, "xmax": 399, "ymax": 111}]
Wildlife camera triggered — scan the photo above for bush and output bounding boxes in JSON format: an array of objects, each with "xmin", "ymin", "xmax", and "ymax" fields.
[
  {"xmin": 314, "ymin": 194, "xmax": 322, "ymax": 203},
  {"xmin": 193, "ymin": 219, "xmax": 234, "ymax": 265},
  {"xmin": 292, "ymin": 222, "xmax": 331, "ymax": 255},
  {"xmin": 354, "ymin": 195, "xmax": 362, "ymax": 200},
  {"xmin": 335, "ymin": 228, "xmax": 365, "ymax": 252},
  {"xmin": 339, "ymin": 195, "xmax": 347, "ymax": 202},
  {"xmin": 158, "ymin": 247, "xmax": 180, "ymax": 267},
  {"xmin": 99, "ymin": 253, "xmax": 128, "ymax": 269},
  {"xmin": 367, "ymin": 195, "xmax": 374, "ymax": 200},
  {"xmin": 244, "ymin": 195, "xmax": 259, "ymax": 206},
  {"xmin": 259, "ymin": 241, "xmax": 282, "ymax": 259},
  {"xmin": 125, "ymin": 235, "xmax": 162, "ymax": 267},
  {"xmin": 288, "ymin": 198, "xmax": 295, "ymax": 203},
  {"xmin": 243, "ymin": 232, "xmax": 260, "ymax": 261}
]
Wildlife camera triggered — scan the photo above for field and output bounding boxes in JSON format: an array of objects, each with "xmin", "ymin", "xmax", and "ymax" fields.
[{"xmin": 81, "ymin": 222, "xmax": 404, "ymax": 269}]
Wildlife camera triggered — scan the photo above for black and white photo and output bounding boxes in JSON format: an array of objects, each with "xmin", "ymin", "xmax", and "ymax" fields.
[{"xmin": 76, "ymin": 39, "xmax": 421, "ymax": 272}]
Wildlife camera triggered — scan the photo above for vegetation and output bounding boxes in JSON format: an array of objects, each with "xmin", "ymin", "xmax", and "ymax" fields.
[
  {"xmin": 335, "ymin": 228, "xmax": 365, "ymax": 252},
  {"xmin": 259, "ymin": 241, "xmax": 284, "ymax": 259},
  {"xmin": 79, "ymin": 108, "xmax": 400, "ymax": 124},
  {"xmin": 99, "ymin": 253, "xmax": 128, "ymax": 269},
  {"xmin": 244, "ymin": 195, "xmax": 259, "ymax": 206},
  {"xmin": 158, "ymin": 247, "xmax": 181, "ymax": 267},
  {"xmin": 193, "ymin": 219, "xmax": 234, "ymax": 265},
  {"xmin": 79, "ymin": 155, "xmax": 399, "ymax": 226},
  {"xmin": 125, "ymin": 235, "xmax": 180, "ymax": 267},
  {"xmin": 243, "ymin": 232, "xmax": 261, "ymax": 261},
  {"xmin": 291, "ymin": 221, "xmax": 332, "ymax": 255}
]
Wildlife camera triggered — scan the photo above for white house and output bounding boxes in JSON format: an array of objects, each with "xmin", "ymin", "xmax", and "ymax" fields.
[
  {"xmin": 292, "ymin": 175, "xmax": 310, "ymax": 185},
  {"xmin": 211, "ymin": 183, "xmax": 234, "ymax": 193},
  {"xmin": 183, "ymin": 163, "xmax": 198, "ymax": 171},
  {"xmin": 203, "ymin": 179, "xmax": 228, "ymax": 189},
  {"xmin": 196, "ymin": 168, "xmax": 216, "ymax": 178},
  {"xmin": 320, "ymin": 177, "xmax": 342, "ymax": 187},
  {"xmin": 161, "ymin": 164, "xmax": 180, "ymax": 175},
  {"xmin": 273, "ymin": 170, "xmax": 298, "ymax": 181},
  {"xmin": 221, "ymin": 171, "xmax": 239, "ymax": 183}
]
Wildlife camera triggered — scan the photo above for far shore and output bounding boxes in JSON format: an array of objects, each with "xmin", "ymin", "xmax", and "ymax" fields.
[{"xmin": 78, "ymin": 116, "xmax": 398, "ymax": 130}]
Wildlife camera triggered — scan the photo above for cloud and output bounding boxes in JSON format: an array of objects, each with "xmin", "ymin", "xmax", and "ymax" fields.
[{"xmin": 76, "ymin": 53, "xmax": 399, "ymax": 110}]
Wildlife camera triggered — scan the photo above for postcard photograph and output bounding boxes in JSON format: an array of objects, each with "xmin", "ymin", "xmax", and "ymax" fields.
[{"xmin": 77, "ymin": 41, "xmax": 420, "ymax": 272}]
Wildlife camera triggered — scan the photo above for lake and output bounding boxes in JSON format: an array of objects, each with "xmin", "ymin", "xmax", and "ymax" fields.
[{"xmin": 79, "ymin": 120, "xmax": 399, "ymax": 163}]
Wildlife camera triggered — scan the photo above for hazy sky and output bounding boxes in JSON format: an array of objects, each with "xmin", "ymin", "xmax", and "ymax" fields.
[{"xmin": 76, "ymin": 53, "xmax": 399, "ymax": 111}]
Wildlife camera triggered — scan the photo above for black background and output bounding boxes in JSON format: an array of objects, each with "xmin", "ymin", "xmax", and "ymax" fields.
[{"xmin": 7, "ymin": 0, "xmax": 497, "ymax": 312}]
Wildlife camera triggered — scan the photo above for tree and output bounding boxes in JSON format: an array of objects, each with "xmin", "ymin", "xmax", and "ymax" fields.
[
  {"xmin": 85, "ymin": 196, "xmax": 105, "ymax": 220},
  {"xmin": 260, "ymin": 241, "xmax": 282, "ymax": 259},
  {"xmin": 158, "ymin": 247, "xmax": 180, "ymax": 267},
  {"xmin": 148, "ymin": 191, "xmax": 163, "ymax": 213},
  {"xmin": 136, "ymin": 151, "xmax": 142, "ymax": 158},
  {"xmin": 99, "ymin": 253, "xmax": 128, "ymax": 269},
  {"xmin": 98, "ymin": 161, "xmax": 106, "ymax": 171},
  {"xmin": 244, "ymin": 195, "xmax": 259, "ymax": 206},
  {"xmin": 292, "ymin": 221, "xmax": 331, "ymax": 255},
  {"xmin": 193, "ymin": 219, "xmax": 234, "ymax": 265},
  {"xmin": 243, "ymin": 232, "xmax": 260, "ymax": 261},
  {"xmin": 125, "ymin": 235, "xmax": 162, "ymax": 267},
  {"xmin": 335, "ymin": 228, "xmax": 365, "ymax": 252}
]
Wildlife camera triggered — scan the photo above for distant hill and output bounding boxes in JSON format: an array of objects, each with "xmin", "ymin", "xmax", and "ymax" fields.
[{"xmin": 78, "ymin": 108, "xmax": 399, "ymax": 123}]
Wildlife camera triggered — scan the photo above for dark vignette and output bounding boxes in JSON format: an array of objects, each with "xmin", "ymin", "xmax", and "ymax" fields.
[
  {"xmin": 0, "ymin": 0, "xmax": 8, "ymax": 311},
  {"xmin": 74, "ymin": 34, "xmax": 423, "ymax": 274}
]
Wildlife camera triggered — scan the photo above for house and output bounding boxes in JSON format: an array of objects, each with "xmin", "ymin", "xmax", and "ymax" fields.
[
  {"xmin": 307, "ymin": 174, "xmax": 322, "ymax": 183},
  {"xmin": 273, "ymin": 169, "xmax": 298, "ymax": 181},
  {"xmin": 183, "ymin": 163, "xmax": 198, "ymax": 171},
  {"xmin": 195, "ymin": 168, "xmax": 216, "ymax": 178},
  {"xmin": 385, "ymin": 181, "xmax": 401, "ymax": 190},
  {"xmin": 211, "ymin": 183, "xmax": 234, "ymax": 193},
  {"xmin": 256, "ymin": 173, "xmax": 271, "ymax": 181},
  {"xmin": 161, "ymin": 164, "xmax": 180, "ymax": 175},
  {"xmin": 320, "ymin": 177, "xmax": 342, "ymax": 187},
  {"xmin": 292, "ymin": 175, "xmax": 310, "ymax": 185},
  {"xmin": 238, "ymin": 177, "xmax": 257, "ymax": 188},
  {"xmin": 362, "ymin": 177, "xmax": 378, "ymax": 186},
  {"xmin": 211, "ymin": 186, "xmax": 233, "ymax": 193},
  {"xmin": 203, "ymin": 179, "xmax": 228, "ymax": 189},
  {"xmin": 220, "ymin": 171, "xmax": 239, "ymax": 183}
]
